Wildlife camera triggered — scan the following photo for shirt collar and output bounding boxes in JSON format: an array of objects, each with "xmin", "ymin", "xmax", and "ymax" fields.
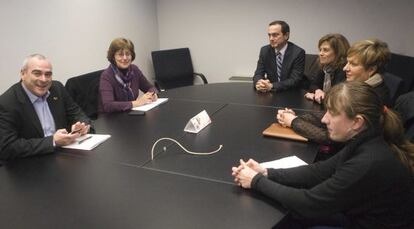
[
  {"xmin": 21, "ymin": 82, "xmax": 50, "ymax": 103},
  {"xmin": 275, "ymin": 42, "xmax": 288, "ymax": 56}
]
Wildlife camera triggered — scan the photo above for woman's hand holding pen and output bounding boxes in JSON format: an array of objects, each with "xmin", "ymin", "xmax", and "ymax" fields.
[{"xmin": 133, "ymin": 91, "xmax": 158, "ymax": 107}]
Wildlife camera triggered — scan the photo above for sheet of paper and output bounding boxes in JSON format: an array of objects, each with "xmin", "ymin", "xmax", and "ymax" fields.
[
  {"xmin": 132, "ymin": 98, "xmax": 168, "ymax": 112},
  {"xmin": 260, "ymin": 156, "xmax": 308, "ymax": 169},
  {"xmin": 62, "ymin": 134, "xmax": 111, "ymax": 150}
]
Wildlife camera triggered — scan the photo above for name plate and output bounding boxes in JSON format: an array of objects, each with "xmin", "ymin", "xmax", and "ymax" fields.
[{"xmin": 184, "ymin": 110, "xmax": 211, "ymax": 133}]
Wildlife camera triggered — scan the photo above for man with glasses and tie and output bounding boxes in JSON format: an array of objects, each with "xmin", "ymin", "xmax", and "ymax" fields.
[{"xmin": 253, "ymin": 20, "xmax": 305, "ymax": 92}]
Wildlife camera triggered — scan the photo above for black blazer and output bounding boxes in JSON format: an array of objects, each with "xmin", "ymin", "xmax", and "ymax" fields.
[
  {"xmin": 0, "ymin": 81, "xmax": 91, "ymax": 160},
  {"xmin": 253, "ymin": 41, "xmax": 305, "ymax": 91},
  {"xmin": 308, "ymin": 68, "xmax": 346, "ymax": 92}
]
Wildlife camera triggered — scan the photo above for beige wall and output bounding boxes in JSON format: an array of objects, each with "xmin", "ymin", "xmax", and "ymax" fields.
[
  {"xmin": 0, "ymin": 0, "xmax": 159, "ymax": 93},
  {"xmin": 156, "ymin": 0, "xmax": 414, "ymax": 83},
  {"xmin": 1, "ymin": 0, "xmax": 413, "ymax": 93}
]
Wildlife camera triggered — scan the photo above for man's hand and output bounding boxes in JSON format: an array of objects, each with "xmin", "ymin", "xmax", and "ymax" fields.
[
  {"xmin": 71, "ymin": 122, "xmax": 90, "ymax": 136},
  {"xmin": 53, "ymin": 129, "xmax": 79, "ymax": 147},
  {"xmin": 255, "ymin": 79, "xmax": 273, "ymax": 92}
]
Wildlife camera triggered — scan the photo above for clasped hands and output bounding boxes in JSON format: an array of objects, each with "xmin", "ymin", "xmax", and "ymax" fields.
[
  {"xmin": 53, "ymin": 121, "xmax": 90, "ymax": 147},
  {"xmin": 304, "ymin": 89, "xmax": 325, "ymax": 104},
  {"xmin": 232, "ymin": 159, "xmax": 267, "ymax": 189},
  {"xmin": 276, "ymin": 108, "xmax": 297, "ymax": 127},
  {"xmin": 133, "ymin": 91, "xmax": 158, "ymax": 107},
  {"xmin": 255, "ymin": 79, "xmax": 273, "ymax": 92}
]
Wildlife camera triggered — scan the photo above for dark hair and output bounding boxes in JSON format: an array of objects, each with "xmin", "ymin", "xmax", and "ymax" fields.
[
  {"xmin": 325, "ymin": 81, "xmax": 414, "ymax": 172},
  {"xmin": 347, "ymin": 39, "xmax": 390, "ymax": 74},
  {"xmin": 107, "ymin": 38, "xmax": 136, "ymax": 65},
  {"xmin": 318, "ymin": 33, "xmax": 350, "ymax": 70},
  {"xmin": 269, "ymin": 20, "xmax": 290, "ymax": 35}
]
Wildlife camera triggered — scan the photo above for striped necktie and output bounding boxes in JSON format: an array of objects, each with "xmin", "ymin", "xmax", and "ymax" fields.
[{"xmin": 276, "ymin": 51, "xmax": 282, "ymax": 82}]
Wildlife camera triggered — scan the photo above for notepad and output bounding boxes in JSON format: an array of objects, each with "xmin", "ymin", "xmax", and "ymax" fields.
[
  {"xmin": 62, "ymin": 134, "xmax": 111, "ymax": 150},
  {"xmin": 262, "ymin": 123, "xmax": 308, "ymax": 142},
  {"xmin": 132, "ymin": 98, "xmax": 169, "ymax": 112},
  {"xmin": 260, "ymin": 156, "xmax": 308, "ymax": 169}
]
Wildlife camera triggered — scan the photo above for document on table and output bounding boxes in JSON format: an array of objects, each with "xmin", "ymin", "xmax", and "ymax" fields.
[
  {"xmin": 132, "ymin": 98, "xmax": 169, "ymax": 112},
  {"xmin": 260, "ymin": 156, "xmax": 308, "ymax": 169},
  {"xmin": 62, "ymin": 134, "xmax": 111, "ymax": 150}
]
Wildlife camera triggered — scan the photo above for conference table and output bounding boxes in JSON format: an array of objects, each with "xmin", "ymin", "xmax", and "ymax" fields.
[{"xmin": 0, "ymin": 83, "xmax": 323, "ymax": 228}]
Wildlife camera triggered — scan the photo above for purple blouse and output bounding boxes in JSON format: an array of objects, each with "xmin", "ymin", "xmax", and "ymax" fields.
[{"xmin": 98, "ymin": 64, "xmax": 157, "ymax": 113}]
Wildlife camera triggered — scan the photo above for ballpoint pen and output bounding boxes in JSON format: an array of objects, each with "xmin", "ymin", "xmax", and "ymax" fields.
[
  {"xmin": 70, "ymin": 128, "xmax": 82, "ymax": 134},
  {"xmin": 78, "ymin": 136, "xmax": 92, "ymax": 144}
]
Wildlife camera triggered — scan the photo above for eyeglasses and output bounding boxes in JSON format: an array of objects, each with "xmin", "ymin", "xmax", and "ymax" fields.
[{"xmin": 115, "ymin": 51, "xmax": 132, "ymax": 58}]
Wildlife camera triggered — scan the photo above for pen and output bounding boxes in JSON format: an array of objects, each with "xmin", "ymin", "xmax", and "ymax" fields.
[
  {"xmin": 78, "ymin": 136, "xmax": 92, "ymax": 144},
  {"xmin": 70, "ymin": 128, "xmax": 81, "ymax": 134}
]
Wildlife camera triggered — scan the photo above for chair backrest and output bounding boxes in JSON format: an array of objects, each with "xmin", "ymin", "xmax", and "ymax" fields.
[
  {"xmin": 302, "ymin": 54, "xmax": 320, "ymax": 89},
  {"xmin": 386, "ymin": 53, "xmax": 414, "ymax": 94},
  {"xmin": 394, "ymin": 91, "xmax": 414, "ymax": 142},
  {"xmin": 383, "ymin": 72, "xmax": 404, "ymax": 106},
  {"xmin": 151, "ymin": 48, "xmax": 195, "ymax": 89},
  {"xmin": 65, "ymin": 70, "xmax": 103, "ymax": 120}
]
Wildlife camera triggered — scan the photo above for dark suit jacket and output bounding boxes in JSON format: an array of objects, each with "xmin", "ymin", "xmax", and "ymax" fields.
[
  {"xmin": 0, "ymin": 81, "xmax": 91, "ymax": 160},
  {"xmin": 253, "ymin": 41, "xmax": 305, "ymax": 91},
  {"xmin": 308, "ymin": 68, "xmax": 346, "ymax": 92}
]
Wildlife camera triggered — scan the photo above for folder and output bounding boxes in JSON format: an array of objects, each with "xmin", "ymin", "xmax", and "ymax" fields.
[{"xmin": 262, "ymin": 123, "xmax": 308, "ymax": 142}]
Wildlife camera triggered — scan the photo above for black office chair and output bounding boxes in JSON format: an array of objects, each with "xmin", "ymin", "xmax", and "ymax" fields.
[
  {"xmin": 382, "ymin": 72, "xmax": 404, "ymax": 106},
  {"xmin": 386, "ymin": 53, "xmax": 414, "ymax": 94},
  {"xmin": 65, "ymin": 70, "xmax": 104, "ymax": 120},
  {"xmin": 302, "ymin": 54, "xmax": 320, "ymax": 89},
  {"xmin": 151, "ymin": 48, "xmax": 208, "ymax": 90},
  {"xmin": 395, "ymin": 91, "xmax": 414, "ymax": 142}
]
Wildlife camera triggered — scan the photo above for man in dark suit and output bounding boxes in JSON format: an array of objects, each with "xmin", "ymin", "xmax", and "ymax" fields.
[
  {"xmin": 0, "ymin": 54, "xmax": 91, "ymax": 160},
  {"xmin": 253, "ymin": 20, "xmax": 305, "ymax": 92}
]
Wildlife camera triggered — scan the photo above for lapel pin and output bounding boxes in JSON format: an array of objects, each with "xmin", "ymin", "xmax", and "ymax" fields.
[{"xmin": 53, "ymin": 97, "xmax": 58, "ymax": 100}]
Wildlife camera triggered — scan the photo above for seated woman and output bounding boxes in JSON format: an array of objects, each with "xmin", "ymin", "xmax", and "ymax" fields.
[
  {"xmin": 305, "ymin": 33, "xmax": 350, "ymax": 104},
  {"xmin": 99, "ymin": 38, "xmax": 158, "ymax": 113},
  {"xmin": 278, "ymin": 38, "xmax": 391, "ymax": 159},
  {"xmin": 232, "ymin": 81, "xmax": 414, "ymax": 229}
]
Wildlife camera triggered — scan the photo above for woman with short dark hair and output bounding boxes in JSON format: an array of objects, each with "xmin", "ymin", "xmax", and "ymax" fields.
[{"xmin": 99, "ymin": 38, "xmax": 158, "ymax": 113}]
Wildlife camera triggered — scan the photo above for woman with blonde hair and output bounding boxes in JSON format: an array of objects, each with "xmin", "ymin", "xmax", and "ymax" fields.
[
  {"xmin": 233, "ymin": 81, "xmax": 414, "ymax": 228},
  {"xmin": 277, "ymin": 38, "xmax": 391, "ymax": 160}
]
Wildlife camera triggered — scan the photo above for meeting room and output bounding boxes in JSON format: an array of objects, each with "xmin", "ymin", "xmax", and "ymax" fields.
[{"xmin": 1, "ymin": 0, "xmax": 414, "ymax": 228}]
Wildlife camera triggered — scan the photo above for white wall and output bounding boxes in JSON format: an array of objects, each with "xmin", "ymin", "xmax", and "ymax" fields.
[
  {"xmin": 1, "ymin": 0, "xmax": 413, "ymax": 93},
  {"xmin": 0, "ymin": 0, "xmax": 158, "ymax": 93},
  {"xmin": 157, "ymin": 0, "xmax": 414, "ymax": 83}
]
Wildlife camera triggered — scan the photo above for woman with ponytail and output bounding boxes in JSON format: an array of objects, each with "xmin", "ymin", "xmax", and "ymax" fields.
[{"xmin": 232, "ymin": 81, "xmax": 414, "ymax": 228}]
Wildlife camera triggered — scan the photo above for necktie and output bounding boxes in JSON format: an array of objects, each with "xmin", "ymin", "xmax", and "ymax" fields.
[{"xmin": 276, "ymin": 51, "xmax": 282, "ymax": 82}]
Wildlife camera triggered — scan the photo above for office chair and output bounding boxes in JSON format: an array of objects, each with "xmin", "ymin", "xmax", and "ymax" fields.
[
  {"xmin": 386, "ymin": 53, "xmax": 414, "ymax": 94},
  {"xmin": 65, "ymin": 69, "xmax": 104, "ymax": 120},
  {"xmin": 302, "ymin": 54, "xmax": 320, "ymax": 89},
  {"xmin": 151, "ymin": 48, "xmax": 208, "ymax": 90},
  {"xmin": 395, "ymin": 91, "xmax": 414, "ymax": 142},
  {"xmin": 382, "ymin": 72, "xmax": 404, "ymax": 106}
]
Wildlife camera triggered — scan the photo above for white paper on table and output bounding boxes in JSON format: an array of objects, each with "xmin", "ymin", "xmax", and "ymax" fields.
[
  {"xmin": 260, "ymin": 156, "xmax": 308, "ymax": 169},
  {"xmin": 132, "ymin": 98, "xmax": 169, "ymax": 112},
  {"xmin": 62, "ymin": 134, "xmax": 111, "ymax": 150}
]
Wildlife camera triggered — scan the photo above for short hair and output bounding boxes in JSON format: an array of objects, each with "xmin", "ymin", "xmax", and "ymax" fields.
[
  {"xmin": 269, "ymin": 20, "xmax": 290, "ymax": 35},
  {"xmin": 318, "ymin": 33, "xmax": 350, "ymax": 70},
  {"xmin": 347, "ymin": 39, "xmax": 390, "ymax": 73},
  {"xmin": 21, "ymin": 54, "xmax": 48, "ymax": 72},
  {"xmin": 107, "ymin": 38, "xmax": 136, "ymax": 65}
]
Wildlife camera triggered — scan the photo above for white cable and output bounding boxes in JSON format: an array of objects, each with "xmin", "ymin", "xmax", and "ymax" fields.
[{"xmin": 151, "ymin": 137, "xmax": 223, "ymax": 160}]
